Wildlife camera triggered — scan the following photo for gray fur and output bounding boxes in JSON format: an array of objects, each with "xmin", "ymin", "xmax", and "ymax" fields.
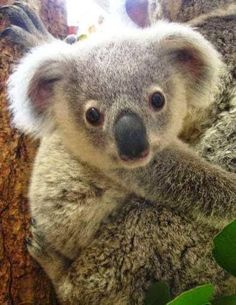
[
  {"xmin": 145, "ymin": 1, "xmax": 236, "ymax": 170},
  {"xmin": 2, "ymin": 3, "xmax": 236, "ymax": 305},
  {"xmin": 148, "ymin": 0, "xmax": 235, "ymax": 23}
]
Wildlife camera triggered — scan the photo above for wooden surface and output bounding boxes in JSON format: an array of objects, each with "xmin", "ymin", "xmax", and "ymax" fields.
[{"xmin": 0, "ymin": 1, "xmax": 67, "ymax": 304}]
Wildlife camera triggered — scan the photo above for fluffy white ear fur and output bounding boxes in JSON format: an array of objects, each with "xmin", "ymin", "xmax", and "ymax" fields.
[
  {"xmin": 8, "ymin": 40, "xmax": 72, "ymax": 138},
  {"xmin": 146, "ymin": 22, "xmax": 223, "ymax": 108}
]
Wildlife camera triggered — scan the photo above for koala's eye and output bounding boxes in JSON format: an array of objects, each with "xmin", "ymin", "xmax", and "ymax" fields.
[
  {"xmin": 149, "ymin": 92, "xmax": 165, "ymax": 111},
  {"xmin": 85, "ymin": 107, "xmax": 103, "ymax": 126}
]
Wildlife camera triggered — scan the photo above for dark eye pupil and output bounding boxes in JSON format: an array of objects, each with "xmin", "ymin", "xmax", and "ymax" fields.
[
  {"xmin": 86, "ymin": 107, "xmax": 101, "ymax": 125},
  {"xmin": 150, "ymin": 92, "xmax": 165, "ymax": 110}
]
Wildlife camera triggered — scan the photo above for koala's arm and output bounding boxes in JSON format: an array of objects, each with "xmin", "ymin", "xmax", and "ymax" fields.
[{"xmin": 109, "ymin": 140, "xmax": 236, "ymax": 218}]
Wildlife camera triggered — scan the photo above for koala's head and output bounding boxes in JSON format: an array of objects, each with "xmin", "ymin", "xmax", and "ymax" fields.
[{"xmin": 8, "ymin": 22, "xmax": 222, "ymax": 170}]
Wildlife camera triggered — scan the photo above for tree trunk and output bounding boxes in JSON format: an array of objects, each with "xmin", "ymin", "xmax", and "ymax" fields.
[{"xmin": 0, "ymin": 1, "xmax": 67, "ymax": 304}]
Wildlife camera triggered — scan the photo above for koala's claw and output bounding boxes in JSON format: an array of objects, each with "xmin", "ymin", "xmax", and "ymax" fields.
[
  {"xmin": 26, "ymin": 229, "xmax": 47, "ymax": 259},
  {"xmin": 30, "ymin": 217, "xmax": 37, "ymax": 227},
  {"xmin": 0, "ymin": 27, "xmax": 12, "ymax": 38},
  {"xmin": 25, "ymin": 236, "xmax": 32, "ymax": 247},
  {"xmin": 0, "ymin": 2, "xmax": 53, "ymax": 49},
  {"xmin": 0, "ymin": 4, "xmax": 36, "ymax": 33},
  {"xmin": 25, "ymin": 232, "xmax": 45, "ymax": 260},
  {"xmin": 0, "ymin": 25, "xmax": 34, "ymax": 48},
  {"xmin": 12, "ymin": 1, "xmax": 49, "ymax": 34}
]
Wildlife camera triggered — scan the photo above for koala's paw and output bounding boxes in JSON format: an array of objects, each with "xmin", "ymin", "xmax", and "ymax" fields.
[
  {"xmin": 26, "ymin": 220, "xmax": 71, "ymax": 283},
  {"xmin": 0, "ymin": 1, "xmax": 53, "ymax": 49},
  {"xmin": 26, "ymin": 227, "xmax": 48, "ymax": 262}
]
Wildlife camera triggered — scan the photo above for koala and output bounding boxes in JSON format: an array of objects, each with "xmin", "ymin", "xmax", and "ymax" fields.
[
  {"xmin": 1, "ymin": 3, "xmax": 236, "ymax": 305},
  {"xmin": 113, "ymin": 0, "xmax": 236, "ymax": 172}
]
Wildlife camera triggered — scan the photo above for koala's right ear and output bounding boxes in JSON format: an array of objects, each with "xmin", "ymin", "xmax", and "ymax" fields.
[
  {"xmin": 8, "ymin": 41, "xmax": 71, "ymax": 138},
  {"xmin": 148, "ymin": 22, "xmax": 223, "ymax": 109}
]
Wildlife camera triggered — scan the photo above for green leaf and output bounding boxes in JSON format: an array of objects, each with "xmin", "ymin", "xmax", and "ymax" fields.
[
  {"xmin": 166, "ymin": 284, "xmax": 214, "ymax": 305},
  {"xmin": 212, "ymin": 295, "xmax": 236, "ymax": 305},
  {"xmin": 213, "ymin": 220, "xmax": 236, "ymax": 276},
  {"xmin": 144, "ymin": 281, "xmax": 171, "ymax": 305},
  {"xmin": 78, "ymin": 34, "xmax": 88, "ymax": 41}
]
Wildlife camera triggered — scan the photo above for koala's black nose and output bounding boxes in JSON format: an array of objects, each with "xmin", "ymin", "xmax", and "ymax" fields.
[{"xmin": 114, "ymin": 112, "xmax": 149, "ymax": 160}]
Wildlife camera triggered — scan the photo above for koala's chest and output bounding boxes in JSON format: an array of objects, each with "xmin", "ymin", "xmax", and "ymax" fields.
[
  {"xmin": 28, "ymin": 136, "xmax": 126, "ymax": 258},
  {"xmin": 30, "ymin": 172, "xmax": 125, "ymax": 258}
]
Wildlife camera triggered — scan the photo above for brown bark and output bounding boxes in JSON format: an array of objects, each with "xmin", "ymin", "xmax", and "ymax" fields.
[{"xmin": 0, "ymin": 1, "xmax": 67, "ymax": 304}]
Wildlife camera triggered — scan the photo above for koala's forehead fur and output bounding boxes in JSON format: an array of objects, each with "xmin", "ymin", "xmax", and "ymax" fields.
[
  {"xmin": 70, "ymin": 39, "xmax": 172, "ymax": 102},
  {"xmin": 56, "ymin": 39, "xmax": 175, "ymax": 155}
]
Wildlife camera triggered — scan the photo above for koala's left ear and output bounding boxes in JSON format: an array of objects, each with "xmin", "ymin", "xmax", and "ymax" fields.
[
  {"xmin": 152, "ymin": 22, "xmax": 223, "ymax": 108},
  {"xmin": 8, "ymin": 41, "xmax": 71, "ymax": 138}
]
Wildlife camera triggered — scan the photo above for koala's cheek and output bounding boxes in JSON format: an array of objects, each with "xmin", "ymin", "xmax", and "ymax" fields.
[
  {"xmin": 149, "ymin": 133, "xmax": 160, "ymax": 148},
  {"xmin": 149, "ymin": 132, "xmax": 174, "ymax": 154}
]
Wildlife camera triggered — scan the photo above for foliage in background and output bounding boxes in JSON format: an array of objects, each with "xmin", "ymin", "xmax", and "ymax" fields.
[{"xmin": 213, "ymin": 220, "xmax": 236, "ymax": 277}]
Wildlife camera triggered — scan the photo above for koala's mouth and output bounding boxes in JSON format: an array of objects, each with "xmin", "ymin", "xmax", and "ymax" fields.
[
  {"xmin": 119, "ymin": 148, "xmax": 150, "ymax": 162},
  {"xmin": 118, "ymin": 148, "xmax": 152, "ymax": 168}
]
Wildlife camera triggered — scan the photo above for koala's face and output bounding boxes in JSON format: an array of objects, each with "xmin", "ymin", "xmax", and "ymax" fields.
[
  {"xmin": 54, "ymin": 39, "xmax": 187, "ymax": 169},
  {"xmin": 8, "ymin": 22, "xmax": 221, "ymax": 170}
]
